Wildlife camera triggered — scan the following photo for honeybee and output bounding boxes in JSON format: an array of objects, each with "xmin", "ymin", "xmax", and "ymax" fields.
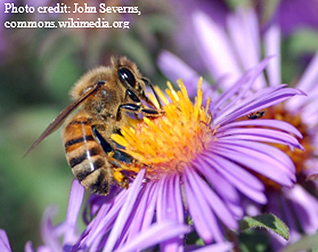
[
  {"xmin": 27, "ymin": 56, "xmax": 162, "ymax": 195},
  {"xmin": 247, "ymin": 110, "xmax": 266, "ymax": 120}
]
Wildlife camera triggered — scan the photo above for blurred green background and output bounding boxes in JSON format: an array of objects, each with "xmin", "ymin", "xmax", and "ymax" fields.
[{"xmin": 1, "ymin": 0, "xmax": 318, "ymax": 251}]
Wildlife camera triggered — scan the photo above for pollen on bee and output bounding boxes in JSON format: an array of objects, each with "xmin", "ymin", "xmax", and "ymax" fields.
[{"xmin": 112, "ymin": 168, "xmax": 129, "ymax": 188}]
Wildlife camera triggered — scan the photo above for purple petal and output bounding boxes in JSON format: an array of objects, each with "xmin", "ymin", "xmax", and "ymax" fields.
[
  {"xmin": 217, "ymin": 86, "xmax": 306, "ymax": 125},
  {"xmin": 156, "ymin": 175, "xmax": 184, "ymax": 222},
  {"xmin": 115, "ymin": 221, "xmax": 191, "ymax": 252},
  {"xmin": 103, "ymin": 169, "xmax": 146, "ymax": 252},
  {"xmin": 183, "ymin": 167, "xmax": 224, "ymax": 243},
  {"xmin": 193, "ymin": 11, "xmax": 242, "ymax": 89},
  {"xmin": 157, "ymin": 51, "xmax": 211, "ymax": 97},
  {"xmin": 280, "ymin": 196, "xmax": 300, "ymax": 242},
  {"xmin": 300, "ymin": 92, "xmax": 318, "ymax": 126},
  {"xmin": 78, "ymin": 188, "xmax": 129, "ymax": 250},
  {"xmin": 156, "ymin": 174, "xmax": 169, "ymax": 222},
  {"xmin": 63, "ymin": 180, "xmax": 84, "ymax": 245},
  {"xmin": 216, "ymin": 138, "xmax": 296, "ymax": 174},
  {"xmin": 171, "ymin": 174, "xmax": 184, "ymax": 224},
  {"xmin": 40, "ymin": 206, "xmax": 63, "ymax": 251},
  {"xmin": 24, "ymin": 241, "xmax": 35, "ymax": 252},
  {"xmin": 302, "ymin": 89, "xmax": 318, "ymax": 110},
  {"xmin": 87, "ymin": 209, "xmax": 122, "ymax": 250},
  {"xmin": 221, "ymin": 119, "xmax": 303, "ymax": 138},
  {"xmin": 227, "ymin": 8, "xmax": 266, "ymax": 89},
  {"xmin": 212, "ymin": 141, "xmax": 296, "ymax": 186},
  {"xmin": 83, "ymin": 187, "xmax": 121, "ymax": 224},
  {"xmin": 124, "ymin": 182, "xmax": 156, "ymax": 242},
  {"xmin": 190, "ymin": 166, "xmax": 238, "ymax": 230},
  {"xmin": 199, "ymin": 153, "xmax": 267, "ymax": 204},
  {"xmin": 140, "ymin": 181, "xmax": 160, "ymax": 231},
  {"xmin": 210, "ymin": 57, "xmax": 272, "ymax": 123},
  {"xmin": 159, "ymin": 175, "xmax": 185, "ymax": 251},
  {"xmin": 203, "ymin": 151, "xmax": 264, "ymax": 190},
  {"xmin": 116, "ymin": 185, "xmax": 150, "ymax": 248},
  {"xmin": 195, "ymin": 166, "xmax": 244, "ymax": 218},
  {"xmin": 0, "ymin": 230, "xmax": 11, "ymax": 252},
  {"xmin": 218, "ymin": 127, "xmax": 302, "ymax": 149},
  {"xmin": 286, "ymin": 51, "xmax": 318, "ymax": 110},
  {"xmin": 37, "ymin": 247, "xmax": 53, "ymax": 252},
  {"xmin": 264, "ymin": 23, "xmax": 282, "ymax": 86},
  {"xmin": 286, "ymin": 185, "xmax": 318, "ymax": 234},
  {"xmin": 192, "ymin": 242, "xmax": 233, "ymax": 252}
]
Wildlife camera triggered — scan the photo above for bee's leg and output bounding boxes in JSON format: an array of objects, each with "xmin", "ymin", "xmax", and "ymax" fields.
[
  {"xmin": 117, "ymin": 103, "xmax": 162, "ymax": 117},
  {"xmin": 92, "ymin": 125, "xmax": 134, "ymax": 163},
  {"xmin": 92, "ymin": 125, "xmax": 133, "ymax": 188},
  {"xmin": 116, "ymin": 89, "xmax": 163, "ymax": 121},
  {"xmin": 111, "ymin": 149, "xmax": 135, "ymax": 189},
  {"xmin": 91, "ymin": 125, "xmax": 114, "ymax": 154},
  {"xmin": 113, "ymin": 149, "xmax": 134, "ymax": 164},
  {"xmin": 126, "ymin": 89, "xmax": 163, "ymax": 111}
]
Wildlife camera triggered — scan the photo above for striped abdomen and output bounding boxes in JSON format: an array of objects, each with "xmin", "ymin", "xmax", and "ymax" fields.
[{"xmin": 63, "ymin": 116, "xmax": 112, "ymax": 195}]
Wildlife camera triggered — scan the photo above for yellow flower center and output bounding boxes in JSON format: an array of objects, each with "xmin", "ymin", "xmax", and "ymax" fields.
[{"xmin": 112, "ymin": 79, "xmax": 213, "ymax": 179}]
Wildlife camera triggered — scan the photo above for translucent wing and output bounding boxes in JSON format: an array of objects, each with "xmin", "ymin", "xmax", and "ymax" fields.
[{"xmin": 25, "ymin": 82, "xmax": 103, "ymax": 156}]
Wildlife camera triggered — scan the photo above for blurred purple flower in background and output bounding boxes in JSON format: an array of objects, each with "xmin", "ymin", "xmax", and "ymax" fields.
[
  {"xmin": 277, "ymin": 0, "xmax": 318, "ymax": 35},
  {"xmin": 158, "ymin": 4, "xmax": 318, "ymax": 248},
  {"xmin": 166, "ymin": 0, "xmax": 229, "ymax": 72}
]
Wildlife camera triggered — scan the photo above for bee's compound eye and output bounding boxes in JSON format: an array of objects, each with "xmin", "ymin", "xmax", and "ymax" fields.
[{"xmin": 118, "ymin": 68, "xmax": 136, "ymax": 88}]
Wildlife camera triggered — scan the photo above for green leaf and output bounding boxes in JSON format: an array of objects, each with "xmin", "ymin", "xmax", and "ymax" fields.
[
  {"xmin": 239, "ymin": 213, "xmax": 289, "ymax": 240},
  {"xmin": 239, "ymin": 230, "xmax": 270, "ymax": 252}
]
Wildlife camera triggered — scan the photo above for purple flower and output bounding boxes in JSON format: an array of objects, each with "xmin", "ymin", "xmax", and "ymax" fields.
[
  {"xmin": 158, "ymin": 6, "xmax": 318, "ymax": 248},
  {"xmin": 74, "ymin": 56, "xmax": 304, "ymax": 250}
]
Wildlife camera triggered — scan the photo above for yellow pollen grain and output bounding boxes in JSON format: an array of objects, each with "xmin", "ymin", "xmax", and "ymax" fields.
[{"xmin": 112, "ymin": 79, "xmax": 213, "ymax": 179}]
